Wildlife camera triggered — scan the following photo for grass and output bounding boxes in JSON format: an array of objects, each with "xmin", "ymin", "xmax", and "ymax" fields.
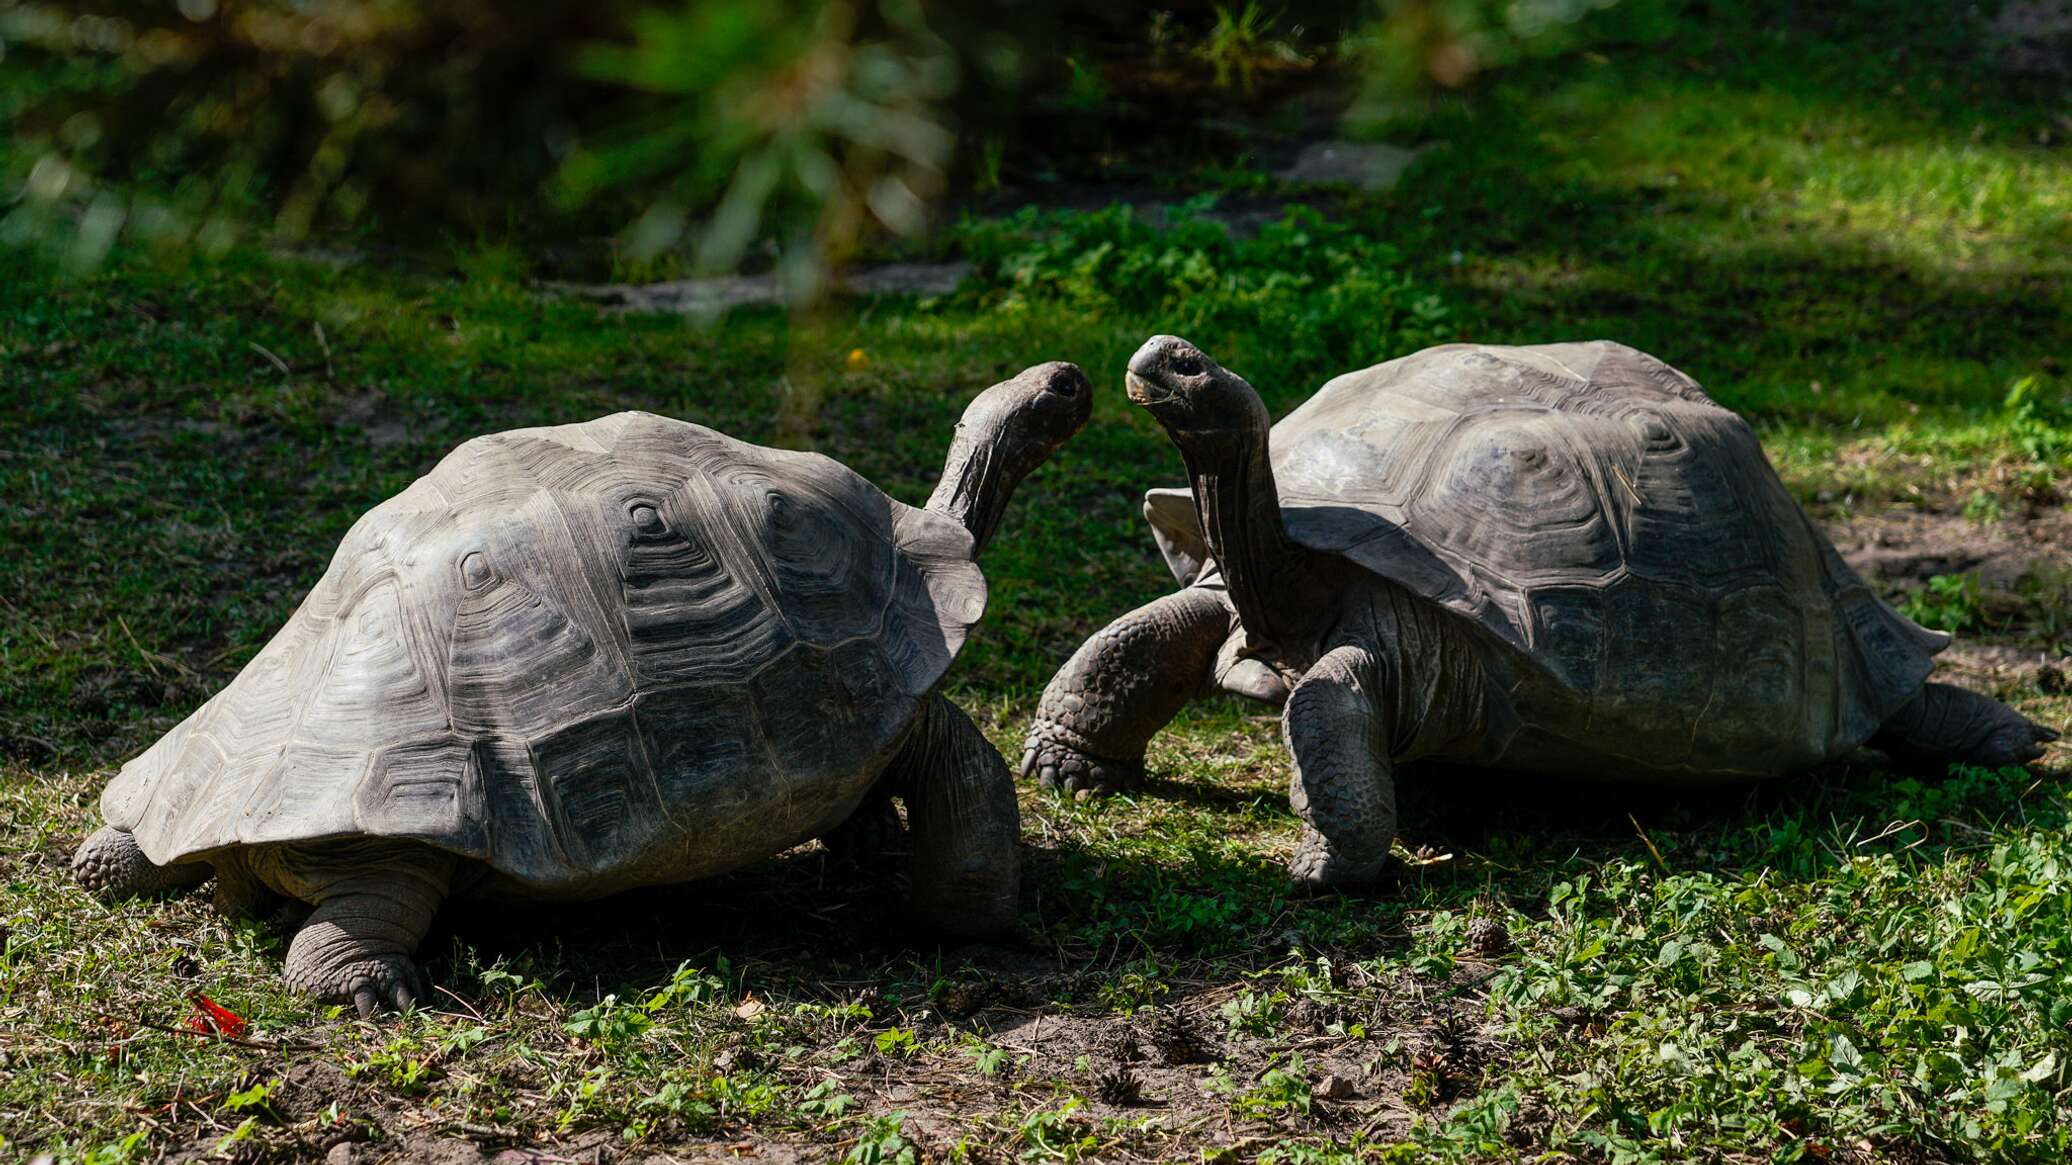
[{"xmin": 2, "ymin": 1, "xmax": 2069, "ymax": 1161}]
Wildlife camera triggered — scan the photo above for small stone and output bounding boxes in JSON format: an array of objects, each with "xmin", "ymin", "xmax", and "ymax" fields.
[
  {"xmin": 326, "ymin": 1143, "xmax": 359, "ymax": 1165},
  {"xmin": 1317, "ymin": 1073, "xmax": 1358, "ymax": 1100}
]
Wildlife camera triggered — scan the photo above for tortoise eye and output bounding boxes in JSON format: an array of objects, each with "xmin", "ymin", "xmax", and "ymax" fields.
[{"xmin": 1169, "ymin": 354, "xmax": 1204, "ymax": 377}]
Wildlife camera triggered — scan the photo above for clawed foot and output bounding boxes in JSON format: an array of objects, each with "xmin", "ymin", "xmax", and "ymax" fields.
[
  {"xmin": 1020, "ymin": 721, "xmax": 1144, "ymax": 800},
  {"xmin": 1978, "ymin": 716, "xmax": 2060, "ymax": 767},
  {"xmin": 343, "ymin": 957, "xmax": 426, "ymax": 1019},
  {"xmin": 1288, "ymin": 829, "xmax": 1388, "ymax": 889},
  {"xmin": 289, "ymin": 953, "xmax": 427, "ymax": 1019}
]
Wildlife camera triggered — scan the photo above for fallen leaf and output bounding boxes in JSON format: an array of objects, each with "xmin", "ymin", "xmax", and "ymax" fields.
[{"xmin": 184, "ymin": 993, "xmax": 248, "ymax": 1039}]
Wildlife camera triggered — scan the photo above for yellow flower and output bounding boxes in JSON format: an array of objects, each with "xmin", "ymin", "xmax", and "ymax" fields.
[{"xmin": 846, "ymin": 347, "xmax": 869, "ymax": 369}]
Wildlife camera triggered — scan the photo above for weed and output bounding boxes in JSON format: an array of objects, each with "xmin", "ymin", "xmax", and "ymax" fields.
[
  {"xmin": 846, "ymin": 1111, "xmax": 918, "ymax": 1165},
  {"xmin": 1096, "ymin": 958, "xmax": 1171, "ymax": 1014},
  {"xmin": 1234, "ymin": 1053, "xmax": 1314, "ymax": 1120},
  {"xmin": 1900, "ymin": 572, "xmax": 1988, "ymax": 633}
]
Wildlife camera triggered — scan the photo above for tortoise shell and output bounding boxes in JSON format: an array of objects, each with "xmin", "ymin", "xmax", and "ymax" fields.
[
  {"xmin": 103, "ymin": 412, "xmax": 986, "ymax": 892},
  {"xmin": 1145, "ymin": 342, "xmax": 1947, "ymax": 773}
]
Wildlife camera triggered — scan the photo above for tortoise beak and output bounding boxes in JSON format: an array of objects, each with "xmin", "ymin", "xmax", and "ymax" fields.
[{"xmin": 1125, "ymin": 370, "xmax": 1162, "ymax": 406}]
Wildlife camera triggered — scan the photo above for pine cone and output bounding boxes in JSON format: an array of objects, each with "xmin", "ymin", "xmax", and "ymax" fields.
[
  {"xmin": 1142, "ymin": 1006, "xmax": 1210, "ymax": 1065},
  {"xmin": 1093, "ymin": 1063, "xmax": 1143, "ymax": 1106}
]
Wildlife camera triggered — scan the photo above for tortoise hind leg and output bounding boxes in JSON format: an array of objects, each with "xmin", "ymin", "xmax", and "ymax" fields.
[
  {"xmin": 72, "ymin": 825, "xmax": 210, "ymax": 899},
  {"xmin": 257, "ymin": 840, "xmax": 454, "ymax": 1017},
  {"xmin": 1872, "ymin": 682, "xmax": 2059, "ymax": 769},
  {"xmin": 889, "ymin": 695, "xmax": 1019, "ymax": 936},
  {"xmin": 1020, "ymin": 586, "xmax": 1232, "ymax": 798}
]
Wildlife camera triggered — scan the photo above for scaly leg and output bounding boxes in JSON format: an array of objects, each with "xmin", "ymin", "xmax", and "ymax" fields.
[
  {"xmin": 1872, "ymin": 682, "xmax": 2059, "ymax": 769},
  {"xmin": 889, "ymin": 695, "xmax": 1020, "ymax": 936},
  {"xmin": 72, "ymin": 825, "xmax": 210, "ymax": 898},
  {"xmin": 1021, "ymin": 586, "xmax": 1232, "ymax": 797},
  {"xmin": 1284, "ymin": 588, "xmax": 1496, "ymax": 887},
  {"xmin": 1284, "ymin": 646, "xmax": 1395, "ymax": 885},
  {"xmin": 257, "ymin": 840, "xmax": 453, "ymax": 1017}
]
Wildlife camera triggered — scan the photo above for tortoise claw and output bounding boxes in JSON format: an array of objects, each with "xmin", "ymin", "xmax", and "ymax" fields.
[{"xmin": 1020, "ymin": 727, "xmax": 1144, "ymax": 799}]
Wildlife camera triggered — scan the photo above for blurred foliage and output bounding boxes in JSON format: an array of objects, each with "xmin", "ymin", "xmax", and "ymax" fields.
[
  {"xmin": 0, "ymin": 0, "xmax": 1670, "ymax": 289},
  {"xmin": 556, "ymin": 0, "xmax": 956, "ymax": 302},
  {"xmin": 954, "ymin": 197, "xmax": 1453, "ymax": 388},
  {"xmin": 1346, "ymin": 0, "xmax": 1679, "ymax": 122},
  {"xmin": 0, "ymin": 1, "xmax": 632, "ymax": 267}
]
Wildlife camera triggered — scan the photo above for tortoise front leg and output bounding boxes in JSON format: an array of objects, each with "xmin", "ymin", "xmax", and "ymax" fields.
[
  {"xmin": 888, "ymin": 695, "xmax": 1020, "ymax": 936},
  {"xmin": 1872, "ymin": 682, "xmax": 2059, "ymax": 769},
  {"xmin": 1020, "ymin": 586, "xmax": 1232, "ymax": 798},
  {"xmin": 1284, "ymin": 645, "xmax": 1396, "ymax": 886},
  {"xmin": 1284, "ymin": 597, "xmax": 1495, "ymax": 887}
]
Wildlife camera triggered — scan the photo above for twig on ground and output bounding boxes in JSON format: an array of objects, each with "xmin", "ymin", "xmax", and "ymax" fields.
[{"xmin": 249, "ymin": 342, "xmax": 293, "ymax": 376}]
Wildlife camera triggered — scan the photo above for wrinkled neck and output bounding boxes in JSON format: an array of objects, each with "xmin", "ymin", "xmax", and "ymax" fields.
[
  {"xmin": 1181, "ymin": 429, "xmax": 1314, "ymax": 650},
  {"xmin": 926, "ymin": 423, "xmax": 1026, "ymax": 559}
]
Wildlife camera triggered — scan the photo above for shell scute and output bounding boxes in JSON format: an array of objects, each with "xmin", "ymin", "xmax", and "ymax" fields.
[{"xmin": 530, "ymin": 705, "xmax": 669, "ymax": 875}]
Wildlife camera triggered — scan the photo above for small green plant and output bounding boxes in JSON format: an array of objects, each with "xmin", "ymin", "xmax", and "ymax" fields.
[
  {"xmin": 965, "ymin": 1038, "xmax": 1014, "ymax": 1078},
  {"xmin": 638, "ymin": 1074, "xmax": 720, "ymax": 1134},
  {"xmin": 79, "ymin": 1131, "xmax": 152, "ymax": 1165},
  {"xmin": 215, "ymin": 1117, "xmax": 261, "ymax": 1155},
  {"xmin": 1015, "ymin": 1099, "xmax": 1097, "ymax": 1159},
  {"xmin": 873, "ymin": 1026, "xmax": 920, "ymax": 1058},
  {"xmin": 220, "ymin": 1077, "xmax": 279, "ymax": 1116},
  {"xmin": 972, "ymin": 139, "xmax": 1007, "ymax": 194},
  {"xmin": 566, "ymin": 995, "xmax": 655, "ymax": 1044},
  {"xmin": 1961, "ymin": 488, "xmax": 2004, "ymax": 526},
  {"xmin": 350, "ymin": 1036, "xmax": 440, "ymax": 1095},
  {"xmin": 644, "ymin": 961, "xmax": 729, "ymax": 1011},
  {"xmin": 2005, "ymin": 375, "xmax": 2071, "ymax": 465},
  {"xmin": 846, "ymin": 1111, "xmax": 918, "ymax": 1165},
  {"xmin": 1097, "ymin": 959, "xmax": 1171, "ymax": 1014},
  {"xmin": 798, "ymin": 1079, "xmax": 858, "ymax": 1119},
  {"xmin": 1221, "ymin": 988, "xmax": 1286, "ymax": 1036},
  {"xmin": 1899, "ymin": 572, "xmax": 1987, "ymax": 633},
  {"xmin": 1233, "ymin": 1053, "xmax": 1314, "ymax": 1120},
  {"xmin": 1197, "ymin": 2, "xmax": 1306, "ymax": 93}
]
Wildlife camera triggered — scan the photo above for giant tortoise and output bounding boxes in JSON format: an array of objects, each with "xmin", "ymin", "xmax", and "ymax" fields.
[
  {"xmin": 1021, "ymin": 336, "xmax": 2057, "ymax": 885},
  {"xmin": 75, "ymin": 362, "xmax": 1091, "ymax": 1013}
]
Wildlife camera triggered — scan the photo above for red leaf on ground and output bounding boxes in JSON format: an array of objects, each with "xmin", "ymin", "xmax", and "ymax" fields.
[{"xmin": 184, "ymin": 993, "xmax": 248, "ymax": 1039}]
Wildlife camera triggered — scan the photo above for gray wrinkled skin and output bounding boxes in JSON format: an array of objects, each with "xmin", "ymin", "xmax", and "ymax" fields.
[
  {"xmin": 1023, "ymin": 336, "xmax": 2058, "ymax": 885},
  {"xmin": 75, "ymin": 362, "xmax": 1091, "ymax": 1015}
]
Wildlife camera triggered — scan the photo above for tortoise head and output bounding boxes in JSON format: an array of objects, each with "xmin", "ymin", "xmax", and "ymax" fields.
[
  {"xmin": 1125, "ymin": 335, "xmax": 1270, "ymax": 454},
  {"xmin": 926, "ymin": 360, "xmax": 1093, "ymax": 557},
  {"xmin": 958, "ymin": 360, "xmax": 1094, "ymax": 471}
]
